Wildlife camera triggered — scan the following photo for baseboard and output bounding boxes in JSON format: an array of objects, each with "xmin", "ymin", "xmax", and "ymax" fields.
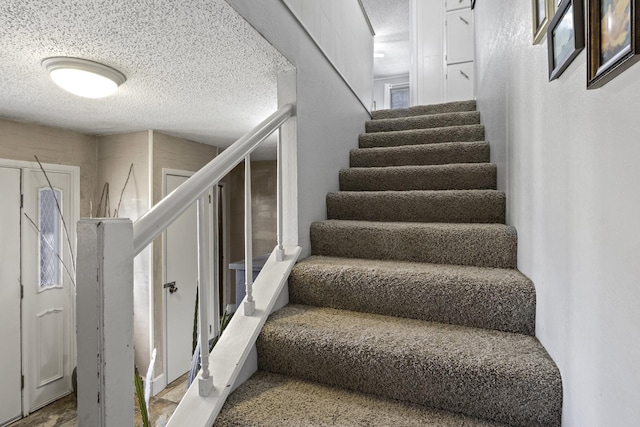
[{"xmin": 151, "ymin": 373, "xmax": 166, "ymax": 397}]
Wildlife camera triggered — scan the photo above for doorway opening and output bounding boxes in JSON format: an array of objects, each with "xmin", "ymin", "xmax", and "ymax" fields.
[{"xmin": 162, "ymin": 170, "xmax": 228, "ymax": 386}]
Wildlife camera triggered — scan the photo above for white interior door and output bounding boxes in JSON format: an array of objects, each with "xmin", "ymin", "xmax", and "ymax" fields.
[
  {"xmin": 22, "ymin": 167, "xmax": 76, "ymax": 413},
  {"xmin": 164, "ymin": 173, "xmax": 200, "ymax": 384},
  {"xmin": 0, "ymin": 167, "xmax": 23, "ymax": 425}
]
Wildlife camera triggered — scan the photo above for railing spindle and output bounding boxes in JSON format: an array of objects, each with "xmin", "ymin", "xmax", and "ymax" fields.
[
  {"xmin": 276, "ymin": 129, "xmax": 284, "ymax": 261},
  {"xmin": 197, "ymin": 194, "xmax": 213, "ymax": 396},
  {"xmin": 212, "ymin": 185, "xmax": 220, "ymax": 338},
  {"xmin": 244, "ymin": 155, "xmax": 255, "ymax": 316}
]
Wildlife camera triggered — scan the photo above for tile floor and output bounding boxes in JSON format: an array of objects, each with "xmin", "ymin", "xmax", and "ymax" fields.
[{"xmin": 9, "ymin": 373, "xmax": 189, "ymax": 427}]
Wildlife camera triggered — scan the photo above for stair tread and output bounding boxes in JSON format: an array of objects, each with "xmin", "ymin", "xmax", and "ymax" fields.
[
  {"xmin": 258, "ymin": 304, "xmax": 562, "ymax": 426},
  {"xmin": 329, "ymin": 188, "xmax": 503, "ymax": 196},
  {"xmin": 327, "ymin": 189, "xmax": 506, "ymax": 224},
  {"xmin": 366, "ymin": 111, "xmax": 481, "ymax": 133},
  {"xmin": 344, "ymin": 163, "xmax": 496, "ymax": 172},
  {"xmin": 371, "ymin": 100, "xmax": 477, "ymax": 120},
  {"xmin": 340, "ymin": 163, "xmax": 497, "ymax": 192},
  {"xmin": 359, "ymin": 124, "xmax": 485, "ymax": 149},
  {"xmin": 313, "ymin": 219, "xmax": 516, "ymax": 233},
  {"xmin": 216, "ymin": 371, "xmax": 508, "ymax": 427},
  {"xmin": 311, "ymin": 220, "xmax": 517, "ymax": 268},
  {"xmin": 290, "ymin": 255, "xmax": 535, "ymax": 335},
  {"xmin": 350, "ymin": 141, "xmax": 491, "ymax": 168}
]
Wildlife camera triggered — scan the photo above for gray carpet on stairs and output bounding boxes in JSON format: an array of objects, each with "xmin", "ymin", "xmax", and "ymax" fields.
[
  {"xmin": 257, "ymin": 305, "xmax": 562, "ymax": 427},
  {"xmin": 289, "ymin": 256, "xmax": 535, "ymax": 335},
  {"xmin": 311, "ymin": 220, "xmax": 517, "ymax": 268},
  {"xmin": 340, "ymin": 163, "xmax": 497, "ymax": 192},
  {"xmin": 327, "ymin": 189, "xmax": 506, "ymax": 223},
  {"xmin": 370, "ymin": 100, "xmax": 477, "ymax": 120},
  {"xmin": 217, "ymin": 100, "xmax": 563, "ymax": 427},
  {"xmin": 215, "ymin": 371, "xmax": 509, "ymax": 427},
  {"xmin": 359, "ymin": 124, "xmax": 485, "ymax": 148},
  {"xmin": 366, "ymin": 111, "xmax": 481, "ymax": 133},
  {"xmin": 350, "ymin": 141, "xmax": 491, "ymax": 168}
]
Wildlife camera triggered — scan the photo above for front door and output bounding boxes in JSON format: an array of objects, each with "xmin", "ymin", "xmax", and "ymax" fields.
[
  {"xmin": 0, "ymin": 167, "xmax": 23, "ymax": 425},
  {"xmin": 21, "ymin": 166, "xmax": 76, "ymax": 413}
]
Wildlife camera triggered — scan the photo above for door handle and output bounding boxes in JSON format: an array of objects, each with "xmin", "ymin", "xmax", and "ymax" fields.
[
  {"xmin": 460, "ymin": 16, "xmax": 469, "ymax": 25},
  {"xmin": 460, "ymin": 70, "xmax": 470, "ymax": 79},
  {"xmin": 164, "ymin": 281, "xmax": 178, "ymax": 294}
]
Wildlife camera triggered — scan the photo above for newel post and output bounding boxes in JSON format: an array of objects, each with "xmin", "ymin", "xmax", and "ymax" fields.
[{"xmin": 76, "ymin": 219, "xmax": 134, "ymax": 427}]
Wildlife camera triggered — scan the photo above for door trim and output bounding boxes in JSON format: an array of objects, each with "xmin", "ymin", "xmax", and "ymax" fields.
[
  {"xmin": 0, "ymin": 166, "xmax": 23, "ymax": 425},
  {"xmin": 0, "ymin": 158, "xmax": 79, "ymax": 416}
]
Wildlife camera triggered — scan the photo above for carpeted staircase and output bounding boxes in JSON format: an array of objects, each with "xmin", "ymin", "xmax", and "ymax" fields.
[{"xmin": 215, "ymin": 101, "xmax": 562, "ymax": 426}]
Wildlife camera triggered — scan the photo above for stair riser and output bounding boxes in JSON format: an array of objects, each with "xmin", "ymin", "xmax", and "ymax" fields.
[
  {"xmin": 327, "ymin": 191, "xmax": 506, "ymax": 223},
  {"xmin": 366, "ymin": 111, "xmax": 480, "ymax": 133},
  {"xmin": 257, "ymin": 321, "xmax": 561, "ymax": 427},
  {"xmin": 359, "ymin": 125, "xmax": 484, "ymax": 149},
  {"xmin": 340, "ymin": 165, "xmax": 497, "ymax": 192},
  {"xmin": 311, "ymin": 222, "xmax": 517, "ymax": 268},
  {"xmin": 289, "ymin": 262, "xmax": 536, "ymax": 335},
  {"xmin": 371, "ymin": 100, "xmax": 477, "ymax": 120},
  {"xmin": 350, "ymin": 142, "xmax": 490, "ymax": 168}
]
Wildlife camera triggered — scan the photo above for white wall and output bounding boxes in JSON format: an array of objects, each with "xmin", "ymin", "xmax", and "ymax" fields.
[
  {"xmin": 225, "ymin": 0, "xmax": 371, "ymax": 258},
  {"xmin": 372, "ymin": 75, "xmax": 409, "ymax": 111},
  {"xmin": 282, "ymin": 0, "xmax": 374, "ymax": 110},
  {"xmin": 475, "ymin": 2, "xmax": 640, "ymax": 426}
]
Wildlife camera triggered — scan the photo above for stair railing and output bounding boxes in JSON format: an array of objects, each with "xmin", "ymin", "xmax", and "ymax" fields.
[{"xmin": 76, "ymin": 104, "xmax": 295, "ymax": 426}]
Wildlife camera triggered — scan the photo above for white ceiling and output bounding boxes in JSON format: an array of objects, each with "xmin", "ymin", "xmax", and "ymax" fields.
[
  {"xmin": 361, "ymin": 0, "xmax": 410, "ymax": 79},
  {"xmin": 0, "ymin": 0, "xmax": 292, "ymax": 156}
]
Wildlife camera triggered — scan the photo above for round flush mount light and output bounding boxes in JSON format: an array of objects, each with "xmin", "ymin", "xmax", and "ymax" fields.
[{"xmin": 42, "ymin": 57, "xmax": 126, "ymax": 99}]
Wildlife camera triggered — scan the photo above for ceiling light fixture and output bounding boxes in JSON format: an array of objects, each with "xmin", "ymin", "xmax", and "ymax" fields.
[{"xmin": 42, "ymin": 57, "xmax": 126, "ymax": 99}]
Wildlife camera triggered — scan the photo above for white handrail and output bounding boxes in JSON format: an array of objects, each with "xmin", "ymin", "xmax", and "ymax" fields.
[
  {"xmin": 77, "ymin": 103, "xmax": 296, "ymax": 422},
  {"xmin": 132, "ymin": 103, "xmax": 295, "ymax": 256}
]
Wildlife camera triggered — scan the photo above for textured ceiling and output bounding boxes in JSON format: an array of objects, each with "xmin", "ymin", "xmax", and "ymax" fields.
[
  {"xmin": 0, "ymin": 0, "xmax": 292, "ymax": 156},
  {"xmin": 361, "ymin": 0, "xmax": 410, "ymax": 79}
]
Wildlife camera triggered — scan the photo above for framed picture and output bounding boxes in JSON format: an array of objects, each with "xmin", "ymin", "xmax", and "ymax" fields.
[
  {"xmin": 547, "ymin": 0, "xmax": 585, "ymax": 80},
  {"xmin": 533, "ymin": 0, "xmax": 557, "ymax": 44},
  {"xmin": 587, "ymin": 0, "xmax": 640, "ymax": 89}
]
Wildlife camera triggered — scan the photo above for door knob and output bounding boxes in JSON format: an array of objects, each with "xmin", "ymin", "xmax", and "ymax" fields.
[{"xmin": 164, "ymin": 281, "xmax": 178, "ymax": 294}]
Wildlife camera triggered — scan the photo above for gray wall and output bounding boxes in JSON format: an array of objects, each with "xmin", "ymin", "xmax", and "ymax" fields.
[
  {"xmin": 0, "ymin": 118, "xmax": 97, "ymax": 217},
  {"xmin": 226, "ymin": 0, "xmax": 371, "ymax": 258},
  {"xmin": 282, "ymin": 0, "xmax": 374, "ymax": 109},
  {"xmin": 227, "ymin": 161, "xmax": 278, "ymax": 303},
  {"xmin": 475, "ymin": 2, "xmax": 640, "ymax": 425},
  {"xmin": 97, "ymin": 132, "xmax": 151, "ymax": 373}
]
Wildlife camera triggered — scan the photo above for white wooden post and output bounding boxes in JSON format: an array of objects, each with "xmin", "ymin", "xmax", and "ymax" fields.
[
  {"xmin": 244, "ymin": 155, "xmax": 255, "ymax": 316},
  {"xmin": 197, "ymin": 195, "xmax": 214, "ymax": 396},
  {"xmin": 76, "ymin": 219, "xmax": 134, "ymax": 427}
]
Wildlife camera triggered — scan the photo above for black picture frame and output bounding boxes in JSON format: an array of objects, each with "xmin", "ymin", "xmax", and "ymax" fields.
[
  {"xmin": 587, "ymin": 0, "xmax": 640, "ymax": 89},
  {"xmin": 547, "ymin": 0, "xmax": 585, "ymax": 81}
]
